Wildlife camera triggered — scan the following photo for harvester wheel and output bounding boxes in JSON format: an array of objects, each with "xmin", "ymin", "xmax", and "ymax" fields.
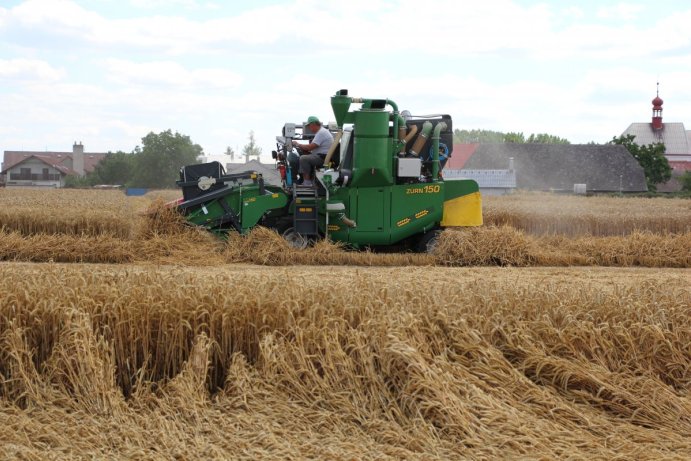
[
  {"xmin": 416, "ymin": 228, "xmax": 442, "ymax": 253},
  {"xmin": 282, "ymin": 227, "xmax": 311, "ymax": 250}
]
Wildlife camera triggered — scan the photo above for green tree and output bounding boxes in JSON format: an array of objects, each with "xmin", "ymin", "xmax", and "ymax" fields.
[
  {"xmin": 453, "ymin": 129, "xmax": 505, "ymax": 143},
  {"xmin": 131, "ymin": 130, "xmax": 203, "ymax": 188},
  {"xmin": 526, "ymin": 133, "xmax": 570, "ymax": 144},
  {"xmin": 91, "ymin": 151, "xmax": 134, "ymax": 185},
  {"xmin": 63, "ymin": 174, "xmax": 95, "ymax": 188},
  {"xmin": 609, "ymin": 134, "xmax": 672, "ymax": 192},
  {"xmin": 454, "ymin": 129, "xmax": 570, "ymax": 144},
  {"xmin": 679, "ymin": 171, "xmax": 691, "ymax": 192},
  {"xmin": 242, "ymin": 130, "xmax": 262, "ymax": 163},
  {"xmin": 504, "ymin": 132, "xmax": 525, "ymax": 143}
]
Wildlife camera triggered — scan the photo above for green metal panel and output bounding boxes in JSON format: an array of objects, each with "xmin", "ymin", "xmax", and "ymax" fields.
[
  {"xmin": 182, "ymin": 185, "xmax": 289, "ymax": 235},
  {"xmin": 389, "ymin": 182, "xmax": 444, "ymax": 243},
  {"xmin": 443, "ymin": 177, "xmax": 480, "ymax": 200},
  {"xmin": 356, "ymin": 188, "xmax": 385, "ymax": 231},
  {"xmin": 350, "ymin": 187, "xmax": 391, "ymax": 245},
  {"xmin": 240, "ymin": 190, "xmax": 289, "ymax": 232},
  {"xmin": 351, "ymin": 110, "xmax": 393, "ymax": 187}
]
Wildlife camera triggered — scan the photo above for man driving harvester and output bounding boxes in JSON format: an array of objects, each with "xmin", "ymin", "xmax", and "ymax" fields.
[{"xmin": 291, "ymin": 115, "xmax": 334, "ymax": 187}]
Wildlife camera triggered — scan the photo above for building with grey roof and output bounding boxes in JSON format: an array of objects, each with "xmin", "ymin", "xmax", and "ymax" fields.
[
  {"xmin": 460, "ymin": 143, "xmax": 647, "ymax": 193},
  {"xmin": 620, "ymin": 87, "xmax": 691, "ymax": 191},
  {"xmin": 623, "ymin": 121, "xmax": 691, "ymax": 163},
  {"xmin": 621, "ymin": 89, "xmax": 691, "ymax": 164}
]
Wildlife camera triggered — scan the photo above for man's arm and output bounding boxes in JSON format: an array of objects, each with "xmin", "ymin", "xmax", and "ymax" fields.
[{"xmin": 292, "ymin": 140, "xmax": 318, "ymax": 152}]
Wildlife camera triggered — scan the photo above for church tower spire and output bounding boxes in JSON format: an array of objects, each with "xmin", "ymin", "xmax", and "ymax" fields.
[{"xmin": 651, "ymin": 82, "xmax": 663, "ymax": 131}]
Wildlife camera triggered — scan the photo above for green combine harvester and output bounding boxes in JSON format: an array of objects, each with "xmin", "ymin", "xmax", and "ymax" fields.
[{"xmin": 174, "ymin": 89, "xmax": 482, "ymax": 252}]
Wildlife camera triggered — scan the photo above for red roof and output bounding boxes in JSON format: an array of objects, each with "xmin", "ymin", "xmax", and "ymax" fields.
[
  {"xmin": 445, "ymin": 143, "xmax": 479, "ymax": 169},
  {"xmin": 669, "ymin": 161, "xmax": 691, "ymax": 172},
  {"xmin": 2, "ymin": 150, "xmax": 108, "ymax": 174}
]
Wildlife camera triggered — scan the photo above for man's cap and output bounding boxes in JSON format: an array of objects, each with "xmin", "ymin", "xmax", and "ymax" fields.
[{"xmin": 306, "ymin": 116, "xmax": 320, "ymax": 124}]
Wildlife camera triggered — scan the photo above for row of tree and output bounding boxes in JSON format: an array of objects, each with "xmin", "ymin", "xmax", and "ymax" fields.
[
  {"xmin": 68, "ymin": 130, "xmax": 262, "ymax": 189},
  {"xmin": 453, "ymin": 129, "xmax": 571, "ymax": 144},
  {"xmin": 69, "ymin": 128, "xmax": 683, "ymax": 192}
]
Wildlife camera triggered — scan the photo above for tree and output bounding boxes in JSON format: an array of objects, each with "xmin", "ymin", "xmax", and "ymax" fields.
[
  {"xmin": 453, "ymin": 129, "xmax": 505, "ymax": 143},
  {"xmin": 453, "ymin": 128, "xmax": 570, "ymax": 144},
  {"xmin": 131, "ymin": 130, "xmax": 203, "ymax": 188},
  {"xmin": 63, "ymin": 174, "xmax": 95, "ymax": 188},
  {"xmin": 242, "ymin": 130, "xmax": 262, "ymax": 163},
  {"xmin": 91, "ymin": 151, "xmax": 134, "ymax": 185},
  {"xmin": 526, "ymin": 133, "xmax": 570, "ymax": 144},
  {"xmin": 680, "ymin": 171, "xmax": 691, "ymax": 192},
  {"xmin": 504, "ymin": 132, "xmax": 525, "ymax": 143},
  {"xmin": 609, "ymin": 134, "xmax": 672, "ymax": 192},
  {"xmin": 224, "ymin": 146, "xmax": 235, "ymax": 161}
]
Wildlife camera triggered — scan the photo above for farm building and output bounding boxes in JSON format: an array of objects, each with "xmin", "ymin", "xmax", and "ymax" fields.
[
  {"xmin": 621, "ymin": 87, "xmax": 691, "ymax": 192},
  {"xmin": 1, "ymin": 142, "xmax": 107, "ymax": 188},
  {"xmin": 443, "ymin": 155, "xmax": 516, "ymax": 196},
  {"xmin": 445, "ymin": 143, "xmax": 647, "ymax": 194}
]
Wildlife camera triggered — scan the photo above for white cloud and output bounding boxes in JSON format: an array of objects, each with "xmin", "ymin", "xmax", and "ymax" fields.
[
  {"xmin": 11, "ymin": 0, "xmax": 103, "ymax": 31},
  {"xmin": 597, "ymin": 3, "xmax": 644, "ymax": 21},
  {"xmin": 129, "ymin": 0, "xmax": 202, "ymax": 8},
  {"xmin": 101, "ymin": 59, "xmax": 243, "ymax": 89},
  {"xmin": 0, "ymin": 58, "xmax": 64, "ymax": 81},
  {"xmin": 3, "ymin": 0, "xmax": 691, "ymax": 160}
]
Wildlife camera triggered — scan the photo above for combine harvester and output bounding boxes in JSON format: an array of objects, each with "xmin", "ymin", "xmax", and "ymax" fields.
[{"xmin": 174, "ymin": 90, "xmax": 482, "ymax": 252}]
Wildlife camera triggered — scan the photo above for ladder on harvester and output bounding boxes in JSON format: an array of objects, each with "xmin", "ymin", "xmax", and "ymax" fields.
[{"xmin": 292, "ymin": 185, "xmax": 319, "ymax": 236}]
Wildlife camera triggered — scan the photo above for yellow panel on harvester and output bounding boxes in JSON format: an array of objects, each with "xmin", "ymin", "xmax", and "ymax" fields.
[{"xmin": 441, "ymin": 191, "xmax": 483, "ymax": 227}]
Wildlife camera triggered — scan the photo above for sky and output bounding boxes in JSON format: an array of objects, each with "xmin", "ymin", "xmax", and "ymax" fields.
[{"xmin": 1, "ymin": 0, "xmax": 691, "ymax": 165}]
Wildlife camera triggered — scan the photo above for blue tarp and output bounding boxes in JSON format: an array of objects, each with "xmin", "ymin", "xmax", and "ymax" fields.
[{"xmin": 125, "ymin": 188, "xmax": 148, "ymax": 196}]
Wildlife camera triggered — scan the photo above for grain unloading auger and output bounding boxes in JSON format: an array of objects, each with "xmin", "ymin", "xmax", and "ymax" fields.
[{"xmin": 175, "ymin": 89, "xmax": 483, "ymax": 252}]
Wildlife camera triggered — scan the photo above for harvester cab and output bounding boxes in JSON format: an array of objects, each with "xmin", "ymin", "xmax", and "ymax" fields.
[
  {"xmin": 272, "ymin": 121, "xmax": 341, "ymax": 188},
  {"xmin": 175, "ymin": 89, "xmax": 483, "ymax": 252}
]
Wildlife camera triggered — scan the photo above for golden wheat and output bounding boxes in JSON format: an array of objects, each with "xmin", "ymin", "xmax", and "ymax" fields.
[
  {"xmin": 1, "ymin": 188, "xmax": 690, "ymax": 267},
  {"xmin": 0, "ymin": 263, "xmax": 689, "ymax": 459},
  {"xmin": 484, "ymin": 191, "xmax": 691, "ymax": 235}
]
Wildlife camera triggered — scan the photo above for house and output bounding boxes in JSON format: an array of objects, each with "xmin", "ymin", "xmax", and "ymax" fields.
[
  {"xmin": 443, "ymin": 146, "xmax": 516, "ymax": 195},
  {"xmin": 225, "ymin": 159, "xmax": 281, "ymax": 186},
  {"xmin": 455, "ymin": 143, "xmax": 647, "ymax": 193},
  {"xmin": 621, "ymin": 86, "xmax": 691, "ymax": 191},
  {"xmin": 1, "ymin": 142, "xmax": 107, "ymax": 188}
]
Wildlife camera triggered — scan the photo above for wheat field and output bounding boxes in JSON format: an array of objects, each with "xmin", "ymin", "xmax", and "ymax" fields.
[
  {"xmin": 0, "ymin": 187, "xmax": 690, "ymax": 459},
  {"xmin": 0, "ymin": 188, "xmax": 689, "ymax": 267},
  {"xmin": 1, "ymin": 263, "xmax": 690, "ymax": 460}
]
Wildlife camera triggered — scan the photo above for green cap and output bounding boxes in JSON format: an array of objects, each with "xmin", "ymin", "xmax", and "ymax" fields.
[{"xmin": 306, "ymin": 115, "xmax": 320, "ymax": 125}]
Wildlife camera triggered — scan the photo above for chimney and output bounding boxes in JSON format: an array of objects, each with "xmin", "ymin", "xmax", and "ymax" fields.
[{"xmin": 73, "ymin": 141, "xmax": 84, "ymax": 176}]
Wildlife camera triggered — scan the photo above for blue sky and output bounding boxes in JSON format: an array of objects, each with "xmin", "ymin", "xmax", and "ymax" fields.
[{"xmin": 1, "ymin": 0, "xmax": 690, "ymax": 164}]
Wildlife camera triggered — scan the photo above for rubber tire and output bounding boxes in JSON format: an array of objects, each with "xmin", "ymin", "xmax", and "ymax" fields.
[
  {"xmin": 416, "ymin": 228, "xmax": 442, "ymax": 253},
  {"xmin": 282, "ymin": 227, "xmax": 311, "ymax": 250}
]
